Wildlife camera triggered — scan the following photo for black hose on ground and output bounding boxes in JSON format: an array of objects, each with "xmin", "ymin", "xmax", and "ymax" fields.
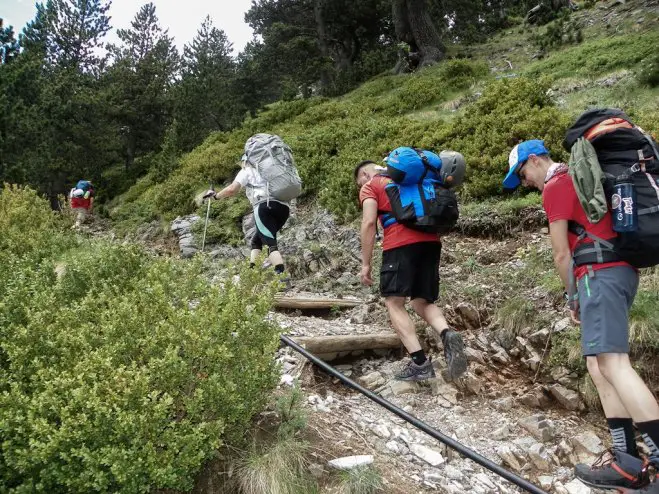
[{"xmin": 280, "ymin": 334, "xmax": 548, "ymax": 494}]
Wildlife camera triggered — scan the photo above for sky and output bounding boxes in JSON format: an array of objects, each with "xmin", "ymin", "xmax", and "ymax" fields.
[{"xmin": 1, "ymin": 0, "xmax": 255, "ymax": 55}]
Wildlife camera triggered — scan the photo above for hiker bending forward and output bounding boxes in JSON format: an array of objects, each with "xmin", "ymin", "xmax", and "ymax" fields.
[
  {"xmin": 503, "ymin": 140, "xmax": 659, "ymax": 492},
  {"xmin": 355, "ymin": 160, "xmax": 467, "ymax": 382},
  {"xmin": 204, "ymin": 159, "xmax": 289, "ymax": 276}
]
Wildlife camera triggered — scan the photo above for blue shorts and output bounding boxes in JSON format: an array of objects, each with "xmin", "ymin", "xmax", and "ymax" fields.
[{"xmin": 578, "ymin": 265, "xmax": 638, "ymax": 356}]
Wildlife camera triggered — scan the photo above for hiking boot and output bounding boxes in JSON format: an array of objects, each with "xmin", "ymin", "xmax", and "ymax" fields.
[
  {"xmin": 623, "ymin": 473, "xmax": 659, "ymax": 493},
  {"xmin": 441, "ymin": 328, "xmax": 467, "ymax": 381},
  {"xmin": 394, "ymin": 358, "xmax": 436, "ymax": 381},
  {"xmin": 574, "ymin": 449, "xmax": 650, "ymax": 491}
]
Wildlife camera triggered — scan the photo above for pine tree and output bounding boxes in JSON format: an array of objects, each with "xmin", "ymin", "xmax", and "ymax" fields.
[
  {"xmin": 107, "ymin": 3, "xmax": 179, "ymax": 170},
  {"xmin": 172, "ymin": 16, "xmax": 239, "ymax": 152}
]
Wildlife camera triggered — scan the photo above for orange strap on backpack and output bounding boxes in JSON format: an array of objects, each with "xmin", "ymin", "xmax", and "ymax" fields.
[{"xmin": 584, "ymin": 117, "xmax": 633, "ymax": 141}]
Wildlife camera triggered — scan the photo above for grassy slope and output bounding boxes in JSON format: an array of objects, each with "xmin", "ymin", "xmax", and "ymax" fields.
[{"xmin": 110, "ymin": 1, "xmax": 659, "ymax": 240}]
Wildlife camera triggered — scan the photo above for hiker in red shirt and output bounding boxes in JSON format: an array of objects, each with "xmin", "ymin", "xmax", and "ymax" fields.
[
  {"xmin": 504, "ymin": 140, "xmax": 659, "ymax": 492},
  {"xmin": 355, "ymin": 159, "xmax": 467, "ymax": 382},
  {"xmin": 69, "ymin": 180, "xmax": 95, "ymax": 229}
]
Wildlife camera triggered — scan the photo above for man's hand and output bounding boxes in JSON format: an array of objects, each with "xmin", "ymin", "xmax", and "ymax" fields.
[
  {"xmin": 570, "ymin": 305, "xmax": 581, "ymax": 325},
  {"xmin": 202, "ymin": 189, "xmax": 216, "ymax": 200},
  {"xmin": 360, "ymin": 264, "xmax": 373, "ymax": 286}
]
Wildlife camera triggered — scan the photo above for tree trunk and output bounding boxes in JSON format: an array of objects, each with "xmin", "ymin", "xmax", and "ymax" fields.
[
  {"xmin": 291, "ymin": 334, "xmax": 402, "ymax": 353},
  {"xmin": 406, "ymin": 0, "xmax": 445, "ymax": 67},
  {"xmin": 392, "ymin": 0, "xmax": 444, "ymax": 72},
  {"xmin": 313, "ymin": 0, "xmax": 332, "ymax": 94},
  {"xmin": 274, "ymin": 294, "xmax": 363, "ymax": 310}
]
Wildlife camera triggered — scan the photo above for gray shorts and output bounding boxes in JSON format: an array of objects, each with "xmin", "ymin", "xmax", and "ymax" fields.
[{"xmin": 578, "ymin": 265, "xmax": 638, "ymax": 356}]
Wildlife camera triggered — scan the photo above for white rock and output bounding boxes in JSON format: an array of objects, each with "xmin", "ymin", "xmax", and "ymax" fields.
[
  {"xmin": 410, "ymin": 444, "xmax": 445, "ymax": 466},
  {"xmin": 385, "ymin": 441, "xmax": 403, "ymax": 454},
  {"xmin": 328, "ymin": 455, "xmax": 374, "ymax": 471},
  {"xmin": 564, "ymin": 479, "xmax": 592, "ymax": 494},
  {"xmin": 571, "ymin": 432, "xmax": 603, "ymax": 457},
  {"xmin": 279, "ymin": 374, "xmax": 295, "ymax": 386},
  {"xmin": 369, "ymin": 422, "xmax": 391, "ymax": 439},
  {"xmin": 474, "ymin": 472, "xmax": 496, "ymax": 489},
  {"xmin": 538, "ymin": 475, "xmax": 555, "ymax": 490},
  {"xmin": 444, "ymin": 464, "xmax": 464, "ymax": 480},
  {"xmin": 496, "ymin": 445, "xmax": 523, "ymax": 471},
  {"xmin": 491, "ymin": 424, "xmax": 510, "ymax": 440},
  {"xmin": 527, "ymin": 443, "xmax": 552, "ymax": 471},
  {"xmin": 423, "ymin": 469, "xmax": 445, "ymax": 482},
  {"xmin": 550, "ymin": 384, "xmax": 582, "ymax": 411}
]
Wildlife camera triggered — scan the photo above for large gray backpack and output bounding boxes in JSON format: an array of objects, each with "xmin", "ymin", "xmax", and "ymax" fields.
[{"xmin": 243, "ymin": 134, "xmax": 302, "ymax": 203}]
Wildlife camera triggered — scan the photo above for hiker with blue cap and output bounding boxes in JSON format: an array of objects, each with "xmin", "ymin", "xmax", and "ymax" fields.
[{"xmin": 504, "ymin": 139, "xmax": 659, "ymax": 492}]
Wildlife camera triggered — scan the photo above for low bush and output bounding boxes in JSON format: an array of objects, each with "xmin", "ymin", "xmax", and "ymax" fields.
[
  {"xmin": 0, "ymin": 186, "xmax": 281, "ymax": 493},
  {"xmin": 638, "ymin": 52, "xmax": 659, "ymax": 88}
]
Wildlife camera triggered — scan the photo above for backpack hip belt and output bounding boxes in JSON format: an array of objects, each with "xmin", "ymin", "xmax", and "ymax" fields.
[{"xmin": 569, "ymin": 221, "xmax": 621, "ymax": 266}]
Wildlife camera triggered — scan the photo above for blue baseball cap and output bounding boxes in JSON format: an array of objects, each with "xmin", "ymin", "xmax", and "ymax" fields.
[{"xmin": 503, "ymin": 139, "xmax": 549, "ymax": 189}]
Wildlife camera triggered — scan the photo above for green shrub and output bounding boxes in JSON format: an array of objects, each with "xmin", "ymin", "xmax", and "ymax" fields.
[
  {"xmin": 0, "ymin": 187, "xmax": 281, "ymax": 493},
  {"xmin": 525, "ymin": 30, "xmax": 659, "ymax": 80},
  {"xmin": 433, "ymin": 77, "xmax": 570, "ymax": 199},
  {"xmin": 638, "ymin": 52, "xmax": 659, "ymax": 88}
]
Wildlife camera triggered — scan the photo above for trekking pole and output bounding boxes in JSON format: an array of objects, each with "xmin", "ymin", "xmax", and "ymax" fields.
[{"xmin": 201, "ymin": 182, "xmax": 213, "ymax": 253}]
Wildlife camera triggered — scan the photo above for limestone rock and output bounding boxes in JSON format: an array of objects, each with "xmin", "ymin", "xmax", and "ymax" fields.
[
  {"xmin": 328, "ymin": 455, "xmax": 374, "ymax": 470},
  {"xmin": 410, "ymin": 444, "xmax": 445, "ymax": 467},
  {"xmin": 564, "ymin": 479, "xmax": 592, "ymax": 494},
  {"xmin": 519, "ymin": 414, "xmax": 555, "ymax": 442},
  {"xmin": 550, "ymin": 384, "xmax": 582, "ymax": 411},
  {"xmin": 526, "ymin": 443, "xmax": 552, "ymax": 471},
  {"xmin": 456, "ymin": 302, "xmax": 480, "ymax": 329},
  {"xmin": 465, "ymin": 346, "xmax": 486, "ymax": 365},
  {"xmin": 571, "ymin": 432, "xmax": 603, "ymax": 457},
  {"xmin": 491, "ymin": 424, "xmax": 510, "ymax": 441},
  {"xmin": 359, "ymin": 371, "xmax": 385, "ymax": 389},
  {"xmin": 538, "ymin": 476, "xmax": 555, "ymax": 490},
  {"xmin": 389, "ymin": 380, "xmax": 420, "ymax": 396},
  {"xmin": 496, "ymin": 444, "xmax": 523, "ymax": 471},
  {"xmin": 493, "ymin": 396, "xmax": 514, "ymax": 411},
  {"xmin": 519, "ymin": 388, "xmax": 551, "ymax": 409}
]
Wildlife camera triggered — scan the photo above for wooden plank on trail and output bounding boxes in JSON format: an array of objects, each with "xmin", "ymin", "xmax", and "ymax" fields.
[
  {"xmin": 292, "ymin": 334, "xmax": 402, "ymax": 354},
  {"xmin": 274, "ymin": 295, "xmax": 363, "ymax": 310}
]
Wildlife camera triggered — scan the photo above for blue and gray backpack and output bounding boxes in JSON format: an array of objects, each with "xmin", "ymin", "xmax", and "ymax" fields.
[{"xmin": 381, "ymin": 147, "xmax": 465, "ymax": 234}]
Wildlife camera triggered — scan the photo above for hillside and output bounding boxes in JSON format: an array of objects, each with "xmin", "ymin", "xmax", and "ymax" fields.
[
  {"xmin": 3, "ymin": 1, "xmax": 659, "ymax": 493},
  {"xmin": 110, "ymin": 0, "xmax": 659, "ymax": 243}
]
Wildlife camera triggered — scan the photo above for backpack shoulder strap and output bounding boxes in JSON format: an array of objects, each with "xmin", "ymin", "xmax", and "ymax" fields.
[{"xmin": 642, "ymin": 132, "xmax": 659, "ymax": 160}]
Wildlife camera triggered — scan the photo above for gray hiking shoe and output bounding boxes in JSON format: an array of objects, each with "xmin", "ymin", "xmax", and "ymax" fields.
[
  {"xmin": 394, "ymin": 358, "xmax": 436, "ymax": 381},
  {"xmin": 625, "ymin": 474, "xmax": 659, "ymax": 493},
  {"xmin": 574, "ymin": 449, "xmax": 650, "ymax": 491},
  {"xmin": 441, "ymin": 328, "xmax": 467, "ymax": 381}
]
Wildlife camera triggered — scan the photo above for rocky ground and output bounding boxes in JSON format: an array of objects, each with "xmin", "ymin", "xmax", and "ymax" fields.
[
  {"xmin": 124, "ymin": 189, "xmax": 650, "ymax": 494},
  {"xmin": 164, "ymin": 202, "xmax": 632, "ymax": 494}
]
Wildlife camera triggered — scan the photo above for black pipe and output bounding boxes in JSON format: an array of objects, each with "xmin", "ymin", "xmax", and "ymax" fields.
[{"xmin": 280, "ymin": 334, "xmax": 548, "ymax": 494}]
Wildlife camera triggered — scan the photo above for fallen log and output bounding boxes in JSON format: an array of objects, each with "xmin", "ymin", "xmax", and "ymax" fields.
[
  {"xmin": 274, "ymin": 295, "xmax": 363, "ymax": 310},
  {"xmin": 291, "ymin": 334, "xmax": 402, "ymax": 354}
]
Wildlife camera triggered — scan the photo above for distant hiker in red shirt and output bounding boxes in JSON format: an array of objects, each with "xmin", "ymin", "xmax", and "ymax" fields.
[
  {"xmin": 356, "ymin": 158, "xmax": 467, "ymax": 382},
  {"xmin": 69, "ymin": 180, "xmax": 95, "ymax": 229},
  {"xmin": 504, "ymin": 140, "xmax": 659, "ymax": 492}
]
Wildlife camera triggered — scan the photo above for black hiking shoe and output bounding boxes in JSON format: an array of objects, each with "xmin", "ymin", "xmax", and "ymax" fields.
[
  {"xmin": 574, "ymin": 449, "xmax": 650, "ymax": 491},
  {"xmin": 623, "ymin": 472, "xmax": 659, "ymax": 493},
  {"xmin": 394, "ymin": 358, "xmax": 436, "ymax": 381},
  {"xmin": 441, "ymin": 328, "xmax": 467, "ymax": 381}
]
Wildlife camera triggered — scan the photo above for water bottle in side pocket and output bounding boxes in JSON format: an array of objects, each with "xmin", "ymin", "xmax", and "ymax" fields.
[{"xmin": 612, "ymin": 177, "xmax": 638, "ymax": 232}]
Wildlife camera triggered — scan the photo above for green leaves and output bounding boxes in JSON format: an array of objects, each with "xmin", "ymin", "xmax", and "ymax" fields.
[{"xmin": 0, "ymin": 186, "xmax": 281, "ymax": 492}]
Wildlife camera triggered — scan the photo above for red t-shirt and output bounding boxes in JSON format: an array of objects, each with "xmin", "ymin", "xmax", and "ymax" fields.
[
  {"xmin": 542, "ymin": 170, "xmax": 629, "ymax": 279},
  {"xmin": 71, "ymin": 197, "xmax": 92, "ymax": 209},
  {"xmin": 359, "ymin": 175, "xmax": 440, "ymax": 251}
]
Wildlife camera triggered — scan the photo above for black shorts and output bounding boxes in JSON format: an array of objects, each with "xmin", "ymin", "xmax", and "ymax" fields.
[
  {"xmin": 380, "ymin": 242, "xmax": 442, "ymax": 302},
  {"xmin": 251, "ymin": 201, "xmax": 290, "ymax": 251}
]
